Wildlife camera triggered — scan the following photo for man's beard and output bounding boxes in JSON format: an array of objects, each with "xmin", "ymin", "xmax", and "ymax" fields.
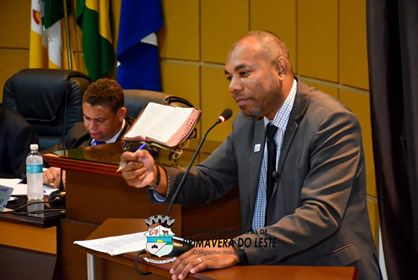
[{"xmin": 241, "ymin": 106, "xmax": 262, "ymax": 119}]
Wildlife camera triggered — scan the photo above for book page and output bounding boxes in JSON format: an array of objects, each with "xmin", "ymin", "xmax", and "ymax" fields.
[
  {"xmin": 123, "ymin": 103, "xmax": 199, "ymax": 147},
  {"xmin": 144, "ymin": 107, "xmax": 195, "ymax": 144},
  {"xmin": 123, "ymin": 103, "xmax": 173, "ymax": 139},
  {"xmin": 162, "ymin": 109, "xmax": 200, "ymax": 147}
]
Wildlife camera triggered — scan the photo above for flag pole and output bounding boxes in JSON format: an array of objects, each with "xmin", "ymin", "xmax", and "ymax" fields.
[{"xmin": 63, "ymin": 0, "xmax": 73, "ymax": 70}]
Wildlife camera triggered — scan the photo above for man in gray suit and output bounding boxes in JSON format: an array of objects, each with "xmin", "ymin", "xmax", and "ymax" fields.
[{"xmin": 121, "ymin": 31, "xmax": 380, "ymax": 280}]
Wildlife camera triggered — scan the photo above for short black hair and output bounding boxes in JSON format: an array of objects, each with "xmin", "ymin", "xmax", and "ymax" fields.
[{"xmin": 83, "ymin": 78, "xmax": 124, "ymax": 113}]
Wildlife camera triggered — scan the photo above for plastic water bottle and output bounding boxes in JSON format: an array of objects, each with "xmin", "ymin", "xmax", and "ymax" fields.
[{"xmin": 26, "ymin": 144, "xmax": 44, "ymax": 201}]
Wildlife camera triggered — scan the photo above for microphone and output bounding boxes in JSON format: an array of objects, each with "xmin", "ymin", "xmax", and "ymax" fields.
[
  {"xmin": 215, "ymin": 109, "xmax": 233, "ymax": 124},
  {"xmin": 167, "ymin": 109, "xmax": 233, "ymax": 216},
  {"xmin": 48, "ymin": 77, "xmax": 72, "ymax": 208},
  {"xmin": 48, "ymin": 73, "xmax": 91, "ymax": 208}
]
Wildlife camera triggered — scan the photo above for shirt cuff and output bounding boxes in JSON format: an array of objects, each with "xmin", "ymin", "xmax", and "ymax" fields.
[
  {"xmin": 150, "ymin": 189, "xmax": 167, "ymax": 202},
  {"xmin": 149, "ymin": 165, "xmax": 171, "ymax": 203}
]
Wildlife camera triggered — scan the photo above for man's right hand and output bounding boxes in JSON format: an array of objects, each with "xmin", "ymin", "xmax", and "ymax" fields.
[
  {"xmin": 43, "ymin": 167, "xmax": 61, "ymax": 187},
  {"xmin": 120, "ymin": 149, "xmax": 157, "ymax": 189}
]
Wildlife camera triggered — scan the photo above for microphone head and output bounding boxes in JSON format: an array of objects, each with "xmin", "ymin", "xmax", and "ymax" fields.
[{"xmin": 217, "ymin": 109, "xmax": 233, "ymax": 123}]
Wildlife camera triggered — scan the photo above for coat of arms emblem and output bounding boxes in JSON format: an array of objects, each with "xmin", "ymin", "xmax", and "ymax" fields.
[{"xmin": 144, "ymin": 215, "xmax": 177, "ymax": 263}]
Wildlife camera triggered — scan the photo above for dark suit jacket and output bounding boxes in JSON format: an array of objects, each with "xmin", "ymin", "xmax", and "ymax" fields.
[
  {"xmin": 0, "ymin": 104, "xmax": 38, "ymax": 178},
  {"xmin": 165, "ymin": 82, "xmax": 380, "ymax": 280},
  {"xmin": 64, "ymin": 117, "xmax": 133, "ymax": 148}
]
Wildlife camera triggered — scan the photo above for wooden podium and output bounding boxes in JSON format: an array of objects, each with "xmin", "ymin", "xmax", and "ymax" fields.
[
  {"xmin": 44, "ymin": 141, "xmax": 241, "ymax": 280},
  {"xmin": 78, "ymin": 218, "xmax": 358, "ymax": 280}
]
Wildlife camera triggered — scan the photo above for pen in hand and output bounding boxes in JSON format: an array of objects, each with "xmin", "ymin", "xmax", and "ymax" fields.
[{"xmin": 116, "ymin": 142, "xmax": 147, "ymax": 173}]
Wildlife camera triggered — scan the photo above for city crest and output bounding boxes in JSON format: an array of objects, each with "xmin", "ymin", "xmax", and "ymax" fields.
[{"xmin": 145, "ymin": 224, "xmax": 174, "ymax": 257}]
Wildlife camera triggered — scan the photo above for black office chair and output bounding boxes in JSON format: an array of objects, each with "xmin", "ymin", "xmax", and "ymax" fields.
[
  {"xmin": 2, "ymin": 69, "xmax": 91, "ymax": 150},
  {"xmin": 123, "ymin": 89, "xmax": 194, "ymax": 119}
]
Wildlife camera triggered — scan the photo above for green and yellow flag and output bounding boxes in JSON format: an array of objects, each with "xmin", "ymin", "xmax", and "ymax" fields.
[
  {"xmin": 29, "ymin": 0, "xmax": 63, "ymax": 68},
  {"xmin": 76, "ymin": 0, "xmax": 115, "ymax": 80}
]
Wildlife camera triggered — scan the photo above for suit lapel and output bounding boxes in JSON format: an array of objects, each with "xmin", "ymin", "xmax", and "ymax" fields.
[
  {"xmin": 270, "ymin": 83, "xmax": 310, "ymax": 199},
  {"xmin": 248, "ymin": 118, "xmax": 266, "ymax": 218}
]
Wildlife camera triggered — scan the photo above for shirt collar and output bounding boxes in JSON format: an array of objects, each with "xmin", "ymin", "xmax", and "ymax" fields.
[
  {"xmin": 105, "ymin": 118, "xmax": 126, "ymax": 143},
  {"xmin": 91, "ymin": 118, "xmax": 126, "ymax": 145},
  {"xmin": 264, "ymin": 79, "xmax": 297, "ymax": 130}
]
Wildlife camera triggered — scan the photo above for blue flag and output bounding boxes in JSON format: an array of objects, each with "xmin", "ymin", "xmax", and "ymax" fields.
[{"xmin": 116, "ymin": 0, "xmax": 163, "ymax": 90}]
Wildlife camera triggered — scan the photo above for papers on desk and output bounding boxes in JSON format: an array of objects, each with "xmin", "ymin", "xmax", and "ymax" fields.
[
  {"xmin": 74, "ymin": 232, "xmax": 147, "ymax": 256},
  {"xmin": 10, "ymin": 184, "xmax": 57, "ymax": 196},
  {"xmin": 0, "ymin": 178, "xmax": 21, "ymax": 187},
  {"xmin": 0, "ymin": 178, "xmax": 57, "ymax": 196}
]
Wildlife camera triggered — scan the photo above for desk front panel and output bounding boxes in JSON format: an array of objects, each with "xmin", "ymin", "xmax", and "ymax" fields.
[
  {"xmin": 0, "ymin": 220, "xmax": 57, "ymax": 280},
  {"xmin": 65, "ymin": 170, "xmax": 182, "ymax": 233},
  {"xmin": 0, "ymin": 220, "xmax": 56, "ymax": 254}
]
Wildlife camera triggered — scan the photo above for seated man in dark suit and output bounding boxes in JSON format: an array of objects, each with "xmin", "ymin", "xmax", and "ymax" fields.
[
  {"xmin": 0, "ymin": 103, "xmax": 38, "ymax": 178},
  {"xmin": 43, "ymin": 78, "xmax": 132, "ymax": 185}
]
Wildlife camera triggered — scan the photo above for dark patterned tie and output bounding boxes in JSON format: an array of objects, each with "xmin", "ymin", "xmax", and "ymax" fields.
[{"xmin": 266, "ymin": 123, "xmax": 278, "ymax": 202}]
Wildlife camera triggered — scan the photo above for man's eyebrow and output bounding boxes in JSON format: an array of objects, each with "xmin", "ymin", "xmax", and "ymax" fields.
[
  {"xmin": 83, "ymin": 115, "xmax": 106, "ymax": 121},
  {"xmin": 224, "ymin": 64, "xmax": 248, "ymax": 75},
  {"xmin": 234, "ymin": 64, "xmax": 247, "ymax": 71}
]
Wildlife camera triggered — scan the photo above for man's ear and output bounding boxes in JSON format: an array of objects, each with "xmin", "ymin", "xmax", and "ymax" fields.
[
  {"xmin": 118, "ymin": 106, "xmax": 127, "ymax": 120},
  {"xmin": 274, "ymin": 57, "xmax": 288, "ymax": 77}
]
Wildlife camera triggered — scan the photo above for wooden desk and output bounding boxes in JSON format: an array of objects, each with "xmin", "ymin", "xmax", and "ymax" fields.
[
  {"xmin": 44, "ymin": 141, "xmax": 241, "ymax": 280},
  {"xmin": 78, "ymin": 218, "xmax": 358, "ymax": 280},
  {"xmin": 0, "ymin": 196, "xmax": 62, "ymax": 280}
]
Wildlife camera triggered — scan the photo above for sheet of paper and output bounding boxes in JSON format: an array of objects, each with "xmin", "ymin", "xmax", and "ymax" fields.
[
  {"xmin": 10, "ymin": 183, "xmax": 28, "ymax": 195},
  {"xmin": 43, "ymin": 185, "xmax": 57, "ymax": 195},
  {"xmin": 7, "ymin": 183, "xmax": 57, "ymax": 196},
  {"xmin": 0, "ymin": 178, "xmax": 22, "ymax": 187},
  {"xmin": 74, "ymin": 231, "xmax": 147, "ymax": 256},
  {"xmin": 0, "ymin": 177, "xmax": 57, "ymax": 196}
]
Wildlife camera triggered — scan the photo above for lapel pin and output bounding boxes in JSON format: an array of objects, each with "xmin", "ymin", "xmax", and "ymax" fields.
[{"xmin": 254, "ymin": 144, "xmax": 261, "ymax": 152}]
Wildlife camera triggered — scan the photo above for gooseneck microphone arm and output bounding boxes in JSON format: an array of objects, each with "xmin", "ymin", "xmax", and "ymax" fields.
[
  {"xmin": 167, "ymin": 109, "xmax": 233, "ymax": 216},
  {"xmin": 48, "ymin": 81, "xmax": 72, "ymax": 206},
  {"xmin": 58, "ymin": 82, "xmax": 71, "ymax": 189}
]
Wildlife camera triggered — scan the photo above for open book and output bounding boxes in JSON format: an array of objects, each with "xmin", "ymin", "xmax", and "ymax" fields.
[{"xmin": 122, "ymin": 102, "xmax": 201, "ymax": 148}]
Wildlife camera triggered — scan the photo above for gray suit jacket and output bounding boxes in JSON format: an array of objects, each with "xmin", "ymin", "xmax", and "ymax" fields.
[{"xmin": 165, "ymin": 82, "xmax": 380, "ymax": 280}]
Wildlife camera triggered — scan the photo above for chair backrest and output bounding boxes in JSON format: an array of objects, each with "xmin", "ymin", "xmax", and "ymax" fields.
[
  {"xmin": 2, "ymin": 68, "xmax": 91, "ymax": 150},
  {"xmin": 123, "ymin": 89, "xmax": 194, "ymax": 118}
]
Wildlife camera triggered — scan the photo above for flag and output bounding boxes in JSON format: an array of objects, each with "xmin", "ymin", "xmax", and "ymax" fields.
[
  {"xmin": 76, "ymin": 0, "xmax": 115, "ymax": 81},
  {"xmin": 29, "ymin": 0, "xmax": 63, "ymax": 69},
  {"xmin": 116, "ymin": 0, "xmax": 163, "ymax": 90}
]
